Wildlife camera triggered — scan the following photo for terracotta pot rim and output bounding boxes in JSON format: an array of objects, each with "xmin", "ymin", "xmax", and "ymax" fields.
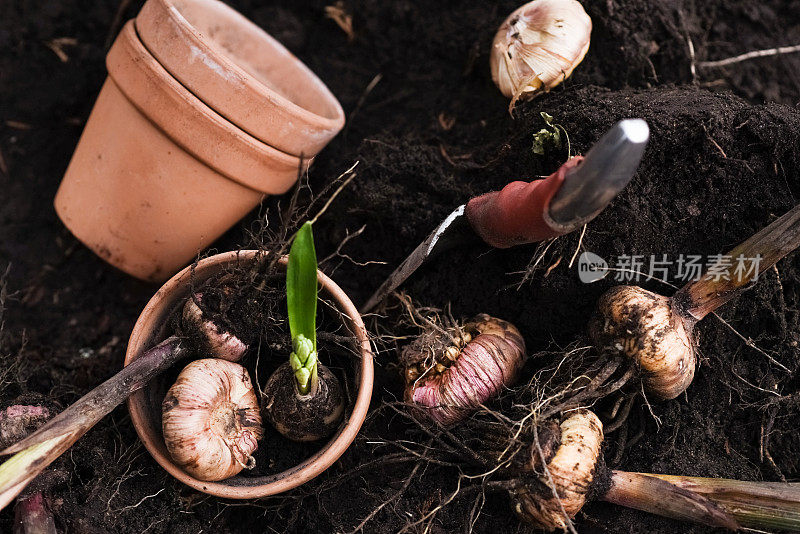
[
  {"xmin": 136, "ymin": 0, "xmax": 345, "ymax": 156},
  {"xmin": 124, "ymin": 250, "xmax": 374, "ymax": 498},
  {"xmin": 109, "ymin": 21, "xmax": 308, "ymax": 195}
]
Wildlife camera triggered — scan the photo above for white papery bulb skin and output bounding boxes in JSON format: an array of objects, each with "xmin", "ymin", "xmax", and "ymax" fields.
[
  {"xmin": 491, "ymin": 0, "xmax": 592, "ymax": 102},
  {"xmin": 162, "ymin": 359, "xmax": 263, "ymax": 481}
]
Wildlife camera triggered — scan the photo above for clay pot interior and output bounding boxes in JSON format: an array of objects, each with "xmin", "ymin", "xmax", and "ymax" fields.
[{"xmin": 125, "ymin": 251, "xmax": 373, "ymax": 498}]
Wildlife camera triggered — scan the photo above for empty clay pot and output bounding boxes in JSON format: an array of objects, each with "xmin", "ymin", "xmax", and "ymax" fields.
[
  {"xmin": 136, "ymin": 0, "xmax": 345, "ymax": 157},
  {"xmin": 124, "ymin": 250, "xmax": 374, "ymax": 498},
  {"xmin": 55, "ymin": 4, "xmax": 344, "ymax": 283}
]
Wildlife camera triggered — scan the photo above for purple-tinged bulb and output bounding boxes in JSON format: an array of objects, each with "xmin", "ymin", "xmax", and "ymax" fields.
[
  {"xmin": 162, "ymin": 359, "xmax": 263, "ymax": 481},
  {"xmin": 0, "ymin": 405, "xmax": 50, "ymax": 449},
  {"xmin": 403, "ymin": 314, "xmax": 526, "ymax": 425},
  {"xmin": 182, "ymin": 293, "xmax": 248, "ymax": 362}
]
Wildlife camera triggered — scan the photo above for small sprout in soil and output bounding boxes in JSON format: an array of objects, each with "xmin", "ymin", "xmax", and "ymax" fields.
[
  {"xmin": 491, "ymin": 0, "xmax": 592, "ymax": 109},
  {"xmin": 262, "ymin": 222, "xmax": 345, "ymax": 442},
  {"xmin": 590, "ymin": 203, "xmax": 800, "ymax": 399},
  {"xmin": 402, "ymin": 314, "xmax": 526, "ymax": 425},
  {"xmin": 532, "ymin": 112, "xmax": 571, "ymax": 157},
  {"xmin": 509, "ymin": 410, "xmax": 800, "ymax": 531},
  {"xmin": 162, "ymin": 359, "xmax": 263, "ymax": 481}
]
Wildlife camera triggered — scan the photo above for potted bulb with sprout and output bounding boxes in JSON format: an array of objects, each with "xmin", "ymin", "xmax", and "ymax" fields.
[
  {"xmin": 262, "ymin": 222, "xmax": 345, "ymax": 442},
  {"xmin": 590, "ymin": 202, "xmax": 800, "ymax": 400},
  {"xmin": 122, "ymin": 247, "xmax": 372, "ymax": 499},
  {"xmin": 0, "ymin": 242, "xmax": 372, "ymax": 504},
  {"xmin": 505, "ymin": 410, "xmax": 800, "ymax": 532}
]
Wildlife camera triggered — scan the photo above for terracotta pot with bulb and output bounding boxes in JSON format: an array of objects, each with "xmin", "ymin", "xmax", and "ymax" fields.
[
  {"xmin": 54, "ymin": 0, "xmax": 345, "ymax": 283},
  {"xmin": 124, "ymin": 250, "xmax": 373, "ymax": 498}
]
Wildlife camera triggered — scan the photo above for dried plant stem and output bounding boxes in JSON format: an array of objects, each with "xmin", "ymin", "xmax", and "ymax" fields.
[
  {"xmin": 308, "ymin": 161, "xmax": 359, "ymax": 226},
  {"xmin": 0, "ymin": 336, "xmax": 189, "ymax": 510},
  {"xmin": 676, "ymin": 203, "xmax": 800, "ymax": 320},
  {"xmin": 603, "ymin": 471, "xmax": 739, "ymax": 530},
  {"xmin": 699, "ymin": 44, "xmax": 800, "ymax": 68},
  {"xmin": 642, "ymin": 473, "xmax": 800, "ymax": 531}
]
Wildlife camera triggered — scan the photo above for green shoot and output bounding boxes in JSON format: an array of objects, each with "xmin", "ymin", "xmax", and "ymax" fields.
[
  {"xmin": 532, "ymin": 112, "xmax": 571, "ymax": 157},
  {"xmin": 0, "ymin": 437, "xmax": 65, "ymax": 510},
  {"xmin": 286, "ymin": 222, "xmax": 319, "ymax": 395},
  {"xmin": 634, "ymin": 473, "xmax": 800, "ymax": 531}
]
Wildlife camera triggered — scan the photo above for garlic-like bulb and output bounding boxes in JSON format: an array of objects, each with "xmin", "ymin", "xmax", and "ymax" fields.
[
  {"xmin": 491, "ymin": 0, "xmax": 592, "ymax": 104},
  {"xmin": 510, "ymin": 410, "xmax": 603, "ymax": 530},
  {"xmin": 403, "ymin": 314, "xmax": 526, "ymax": 425},
  {"xmin": 590, "ymin": 285, "xmax": 696, "ymax": 400},
  {"xmin": 162, "ymin": 359, "xmax": 263, "ymax": 481},
  {"xmin": 182, "ymin": 293, "xmax": 248, "ymax": 362}
]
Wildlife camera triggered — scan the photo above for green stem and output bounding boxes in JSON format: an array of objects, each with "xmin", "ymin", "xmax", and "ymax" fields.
[
  {"xmin": 286, "ymin": 221, "xmax": 320, "ymax": 395},
  {"xmin": 289, "ymin": 334, "xmax": 318, "ymax": 395},
  {"xmin": 602, "ymin": 471, "xmax": 739, "ymax": 530},
  {"xmin": 641, "ymin": 473, "xmax": 800, "ymax": 531}
]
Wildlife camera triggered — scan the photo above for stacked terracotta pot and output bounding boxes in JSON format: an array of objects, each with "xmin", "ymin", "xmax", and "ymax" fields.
[{"xmin": 54, "ymin": 0, "xmax": 345, "ymax": 282}]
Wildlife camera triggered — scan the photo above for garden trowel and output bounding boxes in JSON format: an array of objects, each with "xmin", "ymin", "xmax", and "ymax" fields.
[{"xmin": 361, "ymin": 119, "xmax": 650, "ymax": 313}]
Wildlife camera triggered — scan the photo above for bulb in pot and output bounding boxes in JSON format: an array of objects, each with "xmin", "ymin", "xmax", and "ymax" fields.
[
  {"xmin": 403, "ymin": 314, "xmax": 526, "ymax": 425},
  {"xmin": 491, "ymin": 0, "xmax": 592, "ymax": 104},
  {"xmin": 589, "ymin": 286, "xmax": 695, "ymax": 400},
  {"xmin": 182, "ymin": 292, "xmax": 248, "ymax": 362},
  {"xmin": 262, "ymin": 336, "xmax": 345, "ymax": 442},
  {"xmin": 510, "ymin": 409, "xmax": 603, "ymax": 530},
  {"xmin": 162, "ymin": 359, "xmax": 263, "ymax": 481}
]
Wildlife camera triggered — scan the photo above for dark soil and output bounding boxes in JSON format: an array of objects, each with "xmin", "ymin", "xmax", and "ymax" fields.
[{"xmin": 2, "ymin": 0, "xmax": 800, "ymax": 533}]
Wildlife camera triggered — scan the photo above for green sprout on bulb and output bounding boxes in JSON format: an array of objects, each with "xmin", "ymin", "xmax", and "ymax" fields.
[
  {"xmin": 289, "ymin": 334, "xmax": 318, "ymax": 395},
  {"xmin": 263, "ymin": 221, "xmax": 345, "ymax": 441}
]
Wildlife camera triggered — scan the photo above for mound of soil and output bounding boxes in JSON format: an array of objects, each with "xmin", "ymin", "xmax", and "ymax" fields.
[{"xmin": 1, "ymin": 0, "xmax": 800, "ymax": 533}]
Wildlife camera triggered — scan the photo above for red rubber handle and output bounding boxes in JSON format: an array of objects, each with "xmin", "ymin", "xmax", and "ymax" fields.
[{"xmin": 464, "ymin": 156, "xmax": 584, "ymax": 248}]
